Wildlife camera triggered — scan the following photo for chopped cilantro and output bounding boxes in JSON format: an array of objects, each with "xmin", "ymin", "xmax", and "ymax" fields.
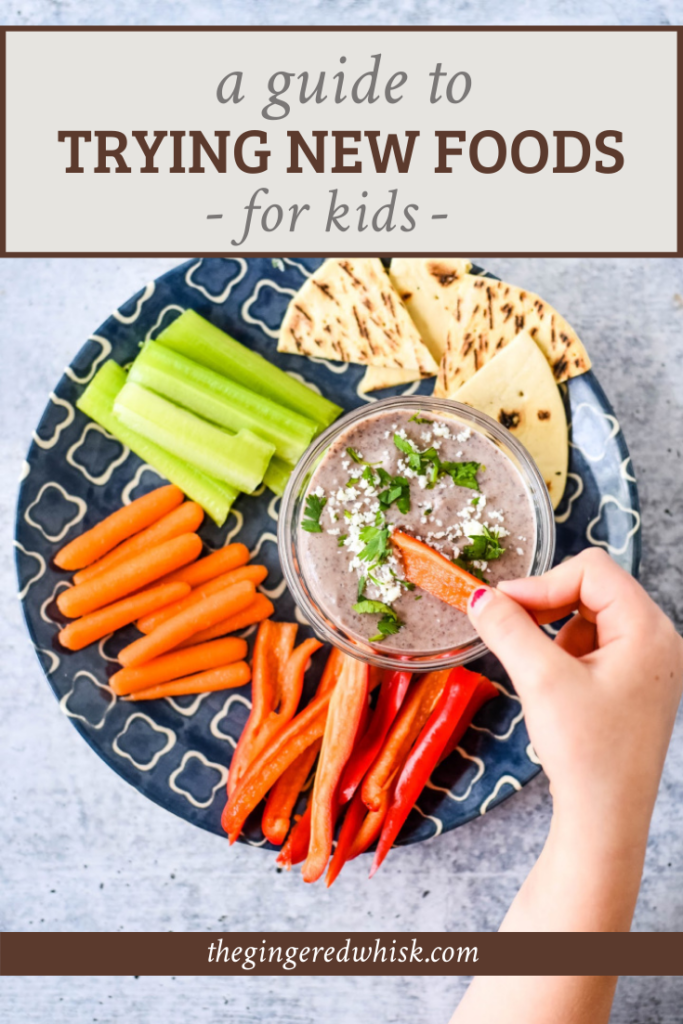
[
  {"xmin": 361, "ymin": 465, "xmax": 376, "ymax": 484},
  {"xmin": 357, "ymin": 575, "xmax": 367, "ymax": 601},
  {"xmin": 409, "ymin": 412, "xmax": 429, "ymax": 424},
  {"xmin": 393, "ymin": 435, "xmax": 481, "ymax": 491},
  {"xmin": 302, "ymin": 493, "xmax": 326, "ymax": 533},
  {"xmin": 423, "ymin": 507, "xmax": 433, "ymax": 516},
  {"xmin": 343, "ymin": 509, "xmax": 352, "ymax": 520},
  {"xmin": 462, "ymin": 525, "xmax": 505, "ymax": 563},
  {"xmin": 353, "ymin": 599, "xmax": 403, "ymax": 643},
  {"xmin": 346, "ymin": 477, "xmax": 360, "ymax": 488},
  {"xmin": 346, "ymin": 446, "xmax": 364, "ymax": 463},
  {"xmin": 414, "ymin": 594, "xmax": 423, "ymax": 601},
  {"xmin": 439, "ymin": 460, "xmax": 482, "ymax": 490},
  {"xmin": 378, "ymin": 475, "xmax": 411, "ymax": 515},
  {"xmin": 370, "ymin": 615, "xmax": 402, "ymax": 642},
  {"xmin": 358, "ymin": 525, "xmax": 391, "ymax": 565},
  {"xmin": 337, "ymin": 535, "xmax": 347, "ymax": 547}
]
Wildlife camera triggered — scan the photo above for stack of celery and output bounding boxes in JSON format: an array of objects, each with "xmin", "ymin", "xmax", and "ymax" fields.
[{"xmin": 77, "ymin": 310, "xmax": 342, "ymax": 526}]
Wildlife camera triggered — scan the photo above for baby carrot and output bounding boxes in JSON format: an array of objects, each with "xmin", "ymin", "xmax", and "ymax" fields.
[
  {"xmin": 57, "ymin": 581, "xmax": 190, "ymax": 652},
  {"xmin": 54, "ymin": 484, "xmax": 184, "ymax": 570},
  {"xmin": 57, "ymin": 533, "xmax": 202, "ymax": 619},
  {"xmin": 175, "ymin": 594, "xmax": 274, "ymax": 647},
  {"xmin": 72, "ymin": 501, "xmax": 204, "ymax": 585},
  {"xmin": 159, "ymin": 543, "xmax": 249, "ymax": 588},
  {"xmin": 126, "ymin": 661, "xmax": 251, "ymax": 701},
  {"xmin": 110, "ymin": 636, "xmax": 248, "ymax": 695},
  {"xmin": 137, "ymin": 564, "xmax": 268, "ymax": 634},
  {"xmin": 118, "ymin": 579, "xmax": 256, "ymax": 667}
]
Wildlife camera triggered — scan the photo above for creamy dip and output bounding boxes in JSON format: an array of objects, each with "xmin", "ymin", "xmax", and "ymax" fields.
[{"xmin": 298, "ymin": 409, "xmax": 536, "ymax": 653}]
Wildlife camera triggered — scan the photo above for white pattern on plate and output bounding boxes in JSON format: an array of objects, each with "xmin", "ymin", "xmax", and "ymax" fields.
[
  {"xmin": 169, "ymin": 750, "xmax": 229, "ymax": 808},
  {"xmin": 112, "ymin": 282, "xmax": 155, "ymax": 324},
  {"xmin": 112, "ymin": 713, "xmax": 176, "ymax": 770},
  {"xmin": 185, "ymin": 257, "xmax": 247, "ymax": 302},
  {"xmin": 64, "ymin": 334, "xmax": 113, "ymax": 385},
  {"xmin": 32, "ymin": 393, "xmax": 75, "ymax": 450},
  {"xmin": 25, "ymin": 482, "xmax": 87, "ymax": 542},
  {"xmin": 59, "ymin": 670, "xmax": 116, "ymax": 730},
  {"xmin": 242, "ymin": 279, "xmax": 297, "ymax": 339},
  {"xmin": 480, "ymin": 774, "xmax": 522, "ymax": 814},
  {"xmin": 586, "ymin": 496, "xmax": 641, "ymax": 555},
  {"xmin": 14, "ymin": 541, "xmax": 46, "ymax": 600},
  {"xmin": 66, "ymin": 423, "xmax": 129, "ymax": 485}
]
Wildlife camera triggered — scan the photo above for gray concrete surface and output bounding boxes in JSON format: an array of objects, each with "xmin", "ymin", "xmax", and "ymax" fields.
[{"xmin": 1, "ymin": 256, "xmax": 682, "ymax": 1022}]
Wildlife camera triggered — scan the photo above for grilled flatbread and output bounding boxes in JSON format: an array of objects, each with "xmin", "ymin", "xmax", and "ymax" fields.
[
  {"xmin": 450, "ymin": 330, "xmax": 568, "ymax": 508},
  {"xmin": 389, "ymin": 257, "xmax": 472, "ymax": 364},
  {"xmin": 435, "ymin": 275, "xmax": 591, "ymax": 396},
  {"xmin": 358, "ymin": 257, "xmax": 472, "ymax": 392},
  {"xmin": 278, "ymin": 258, "xmax": 438, "ymax": 376}
]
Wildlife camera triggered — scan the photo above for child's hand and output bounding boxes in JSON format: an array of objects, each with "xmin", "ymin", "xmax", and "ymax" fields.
[{"xmin": 468, "ymin": 549, "xmax": 683, "ymax": 847}]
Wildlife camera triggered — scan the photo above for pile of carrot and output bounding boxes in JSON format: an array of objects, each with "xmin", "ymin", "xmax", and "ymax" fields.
[
  {"xmin": 54, "ymin": 483, "xmax": 274, "ymax": 700},
  {"xmin": 222, "ymin": 624, "xmax": 499, "ymax": 885}
]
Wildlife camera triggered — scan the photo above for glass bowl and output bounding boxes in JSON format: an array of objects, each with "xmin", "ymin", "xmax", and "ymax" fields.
[{"xmin": 278, "ymin": 396, "xmax": 555, "ymax": 672}]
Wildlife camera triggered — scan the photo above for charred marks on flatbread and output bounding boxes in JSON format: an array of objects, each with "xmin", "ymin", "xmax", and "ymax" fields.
[
  {"xmin": 537, "ymin": 410, "xmax": 551, "ymax": 420},
  {"xmin": 553, "ymin": 355, "xmax": 569, "ymax": 379},
  {"xmin": 498, "ymin": 409, "xmax": 521, "ymax": 430},
  {"xmin": 313, "ymin": 280, "xmax": 336, "ymax": 303},
  {"xmin": 339, "ymin": 261, "xmax": 364, "ymax": 289},
  {"xmin": 293, "ymin": 304, "xmax": 312, "ymax": 323}
]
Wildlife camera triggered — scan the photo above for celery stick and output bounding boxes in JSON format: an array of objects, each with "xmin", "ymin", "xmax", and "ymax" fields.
[
  {"xmin": 76, "ymin": 361, "xmax": 237, "ymax": 526},
  {"xmin": 264, "ymin": 456, "xmax": 294, "ymax": 497},
  {"xmin": 114, "ymin": 382, "xmax": 275, "ymax": 494},
  {"xmin": 129, "ymin": 342, "xmax": 316, "ymax": 465},
  {"xmin": 157, "ymin": 309, "xmax": 342, "ymax": 429}
]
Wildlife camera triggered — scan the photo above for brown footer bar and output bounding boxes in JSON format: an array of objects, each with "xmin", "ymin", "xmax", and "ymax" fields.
[{"xmin": 1, "ymin": 933, "xmax": 682, "ymax": 977}]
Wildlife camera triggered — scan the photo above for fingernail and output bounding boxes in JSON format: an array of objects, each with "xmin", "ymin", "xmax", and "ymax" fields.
[{"xmin": 468, "ymin": 587, "xmax": 493, "ymax": 614}]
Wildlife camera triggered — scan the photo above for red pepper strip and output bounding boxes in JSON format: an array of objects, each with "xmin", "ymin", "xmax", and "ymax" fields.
[
  {"xmin": 439, "ymin": 677, "xmax": 499, "ymax": 763},
  {"xmin": 260, "ymin": 647, "xmax": 346, "ymax": 845},
  {"xmin": 262, "ymin": 738, "xmax": 321, "ymax": 846},
  {"xmin": 301, "ymin": 655, "xmax": 369, "ymax": 883},
  {"xmin": 339, "ymin": 670, "xmax": 412, "ymax": 805},
  {"xmin": 222, "ymin": 690, "xmax": 332, "ymax": 842},
  {"xmin": 349, "ymin": 786, "xmax": 392, "ymax": 859},
  {"xmin": 277, "ymin": 804, "xmax": 312, "ymax": 869},
  {"xmin": 370, "ymin": 666, "xmax": 484, "ymax": 877},
  {"xmin": 227, "ymin": 621, "xmax": 297, "ymax": 796},
  {"xmin": 325, "ymin": 785, "xmax": 368, "ymax": 887},
  {"xmin": 362, "ymin": 669, "xmax": 451, "ymax": 813}
]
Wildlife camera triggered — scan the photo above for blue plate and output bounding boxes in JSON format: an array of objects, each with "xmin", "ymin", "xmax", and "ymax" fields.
[{"xmin": 14, "ymin": 258, "xmax": 641, "ymax": 849}]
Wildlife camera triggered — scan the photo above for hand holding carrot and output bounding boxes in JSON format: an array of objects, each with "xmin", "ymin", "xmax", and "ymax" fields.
[{"xmin": 469, "ymin": 548, "xmax": 683, "ymax": 848}]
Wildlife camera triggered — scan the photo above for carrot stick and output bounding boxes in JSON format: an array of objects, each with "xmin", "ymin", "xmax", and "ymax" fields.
[
  {"xmin": 361, "ymin": 669, "xmax": 450, "ymax": 813},
  {"xmin": 262, "ymin": 739, "xmax": 321, "ymax": 846},
  {"xmin": 126, "ymin": 661, "xmax": 251, "ymax": 701},
  {"xmin": 57, "ymin": 581, "xmax": 190, "ymax": 652},
  {"xmin": 175, "ymin": 594, "xmax": 274, "ymax": 647},
  {"xmin": 57, "ymin": 533, "xmax": 202, "ymax": 619},
  {"xmin": 227, "ymin": 621, "xmax": 298, "ymax": 797},
  {"xmin": 73, "ymin": 501, "xmax": 204, "ymax": 586},
  {"xmin": 110, "ymin": 636, "xmax": 248, "ymax": 695},
  {"xmin": 54, "ymin": 484, "xmax": 184, "ymax": 570},
  {"xmin": 118, "ymin": 579, "xmax": 256, "ymax": 668},
  {"xmin": 137, "ymin": 564, "xmax": 268, "ymax": 634},
  {"xmin": 159, "ymin": 543, "xmax": 249, "ymax": 588}
]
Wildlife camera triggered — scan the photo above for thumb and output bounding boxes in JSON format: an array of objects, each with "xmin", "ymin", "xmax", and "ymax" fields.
[{"xmin": 468, "ymin": 586, "xmax": 567, "ymax": 688}]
